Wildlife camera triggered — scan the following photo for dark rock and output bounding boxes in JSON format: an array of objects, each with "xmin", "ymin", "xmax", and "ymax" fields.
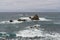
[
  {"xmin": 29, "ymin": 17, "xmax": 31, "ymax": 19},
  {"xmin": 30, "ymin": 27, "xmax": 32, "ymax": 28},
  {"xmin": 29, "ymin": 14, "xmax": 39, "ymax": 20},
  {"xmin": 17, "ymin": 19, "xmax": 26, "ymax": 21},
  {"xmin": 21, "ymin": 19, "xmax": 26, "ymax": 21},
  {"xmin": 9, "ymin": 20, "xmax": 13, "ymax": 22},
  {"xmin": 17, "ymin": 19, "xmax": 21, "ymax": 21}
]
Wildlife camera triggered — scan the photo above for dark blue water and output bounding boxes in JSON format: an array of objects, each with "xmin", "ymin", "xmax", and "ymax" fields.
[{"xmin": 0, "ymin": 12, "xmax": 60, "ymax": 40}]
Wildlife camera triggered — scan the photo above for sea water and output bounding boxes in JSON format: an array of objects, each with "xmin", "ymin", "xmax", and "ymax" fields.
[{"xmin": 0, "ymin": 12, "xmax": 60, "ymax": 40}]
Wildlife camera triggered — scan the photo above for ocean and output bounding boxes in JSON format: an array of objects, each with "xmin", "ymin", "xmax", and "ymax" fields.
[{"xmin": 0, "ymin": 12, "xmax": 60, "ymax": 40}]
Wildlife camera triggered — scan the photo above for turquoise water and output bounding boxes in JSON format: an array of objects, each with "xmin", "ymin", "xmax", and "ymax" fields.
[{"xmin": 0, "ymin": 12, "xmax": 60, "ymax": 40}]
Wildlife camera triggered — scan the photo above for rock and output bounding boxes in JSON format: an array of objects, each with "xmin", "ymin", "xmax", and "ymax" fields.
[
  {"xmin": 17, "ymin": 19, "xmax": 26, "ymax": 21},
  {"xmin": 9, "ymin": 20, "xmax": 13, "ymax": 22},
  {"xmin": 29, "ymin": 17, "xmax": 31, "ymax": 19},
  {"xmin": 17, "ymin": 19, "xmax": 21, "ymax": 21},
  {"xmin": 21, "ymin": 19, "xmax": 26, "ymax": 21},
  {"xmin": 29, "ymin": 14, "xmax": 39, "ymax": 20},
  {"xmin": 30, "ymin": 27, "xmax": 33, "ymax": 28}
]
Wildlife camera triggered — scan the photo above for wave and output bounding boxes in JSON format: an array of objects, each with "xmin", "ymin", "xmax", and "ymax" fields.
[
  {"xmin": 16, "ymin": 28, "xmax": 43, "ymax": 37},
  {"xmin": 20, "ymin": 17, "xmax": 52, "ymax": 21},
  {"xmin": 16, "ymin": 24, "xmax": 60, "ymax": 40},
  {"xmin": 0, "ymin": 24, "xmax": 60, "ymax": 40},
  {"xmin": 16, "ymin": 30, "xmax": 60, "ymax": 40},
  {"xmin": 0, "ymin": 20, "xmax": 23, "ymax": 24},
  {"xmin": 39, "ymin": 17, "xmax": 52, "ymax": 21},
  {"xmin": 0, "ymin": 17, "xmax": 51, "ymax": 24},
  {"xmin": 16, "ymin": 24, "xmax": 43, "ymax": 37}
]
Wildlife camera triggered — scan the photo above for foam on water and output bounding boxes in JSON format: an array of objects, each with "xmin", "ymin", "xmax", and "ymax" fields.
[
  {"xmin": 16, "ymin": 24, "xmax": 60, "ymax": 40},
  {"xmin": 0, "ymin": 24, "xmax": 60, "ymax": 40},
  {"xmin": 0, "ymin": 20, "xmax": 23, "ymax": 24},
  {"xmin": 16, "ymin": 30, "xmax": 60, "ymax": 40},
  {"xmin": 20, "ymin": 17, "xmax": 31, "ymax": 22},
  {"xmin": 39, "ymin": 18, "xmax": 52, "ymax": 21},
  {"xmin": 16, "ymin": 28, "xmax": 44, "ymax": 38},
  {"xmin": 0, "ymin": 17, "xmax": 51, "ymax": 24},
  {"xmin": 16, "ymin": 24, "xmax": 43, "ymax": 37},
  {"xmin": 20, "ymin": 17, "xmax": 52, "ymax": 21}
]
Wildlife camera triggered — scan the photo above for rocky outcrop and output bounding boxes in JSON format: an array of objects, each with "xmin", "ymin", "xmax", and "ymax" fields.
[{"xmin": 29, "ymin": 14, "xmax": 39, "ymax": 20}]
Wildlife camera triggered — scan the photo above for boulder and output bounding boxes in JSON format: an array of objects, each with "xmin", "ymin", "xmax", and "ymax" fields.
[{"xmin": 9, "ymin": 20, "xmax": 13, "ymax": 22}]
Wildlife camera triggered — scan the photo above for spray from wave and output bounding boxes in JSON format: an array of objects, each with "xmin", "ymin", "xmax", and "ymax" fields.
[{"xmin": 16, "ymin": 24, "xmax": 60, "ymax": 40}]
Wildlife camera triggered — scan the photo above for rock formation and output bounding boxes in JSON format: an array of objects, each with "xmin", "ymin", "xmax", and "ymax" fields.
[{"xmin": 29, "ymin": 14, "xmax": 39, "ymax": 20}]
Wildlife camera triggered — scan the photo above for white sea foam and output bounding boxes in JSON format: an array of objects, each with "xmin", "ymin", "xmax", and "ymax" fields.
[
  {"xmin": 39, "ymin": 18, "xmax": 51, "ymax": 21},
  {"xmin": 0, "ymin": 17, "xmax": 51, "ymax": 24},
  {"xmin": 16, "ymin": 29, "xmax": 44, "ymax": 37},
  {"xmin": 16, "ymin": 30, "xmax": 60, "ymax": 40},
  {"xmin": 16, "ymin": 24, "xmax": 60, "ymax": 40},
  {"xmin": 20, "ymin": 17, "xmax": 31, "ymax": 22},
  {"xmin": 16, "ymin": 24, "xmax": 44, "ymax": 37},
  {"xmin": 0, "ymin": 20, "xmax": 23, "ymax": 24},
  {"xmin": 20, "ymin": 17, "xmax": 52, "ymax": 21}
]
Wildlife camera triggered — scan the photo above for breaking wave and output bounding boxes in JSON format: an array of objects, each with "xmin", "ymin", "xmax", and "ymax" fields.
[
  {"xmin": 20, "ymin": 17, "xmax": 52, "ymax": 21},
  {"xmin": 0, "ymin": 17, "xmax": 51, "ymax": 24},
  {"xmin": 0, "ymin": 24, "xmax": 60, "ymax": 40},
  {"xmin": 16, "ymin": 24, "xmax": 60, "ymax": 40},
  {"xmin": 0, "ymin": 20, "xmax": 23, "ymax": 24},
  {"xmin": 16, "ymin": 24, "xmax": 44, "ymax": 37}
]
